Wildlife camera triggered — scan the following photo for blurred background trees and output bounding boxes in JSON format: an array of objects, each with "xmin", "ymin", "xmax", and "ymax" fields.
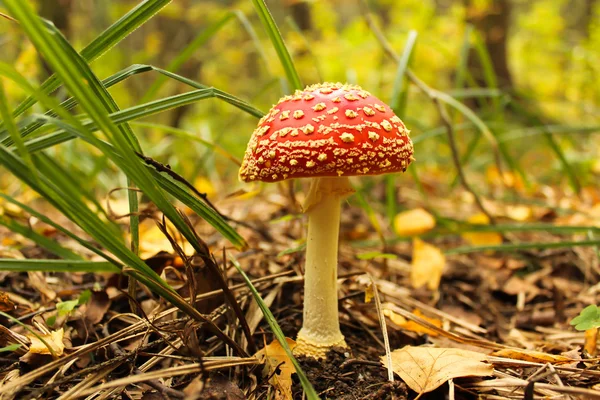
[{"xmin": 1, "ymin": 0, "xmax": 598, "ymax": 194}]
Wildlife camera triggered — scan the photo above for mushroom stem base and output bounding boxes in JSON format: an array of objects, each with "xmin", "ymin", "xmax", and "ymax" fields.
[{"xmin": 294, "ymin": 332, "xmax": 348, "ymax": 359}]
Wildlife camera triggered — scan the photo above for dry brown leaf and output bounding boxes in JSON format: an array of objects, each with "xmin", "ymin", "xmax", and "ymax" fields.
[
  {"xmin": 383, "ymin": 346, "xmax": 493, "ymax": 395},
  {"xmin": 27, "ymin": 329, "xmax": 64, "ymax": 356},
  {"xmin": 393, "ymin": 208, "xmax": 436, "ymax": 237},
  {"xmin": 383, "ymin": 307, "xmax": 443, "ymax": 337},
  {"xmin": 411, "ymin": 238, "xmax": 445, "ymax": 290},
  {"xmin": 0, "ymin": 291, "xmax": 15, "ymax": 312},
  {"xmin": 461, "ymin": 213, "xmax": 502, "ymax": 247},
  {"xmin": 492, "ymin": 348, "xmax": 574, "ymax": 364},
  {"xmin": 255, "ymin": 338, "xmax": 296, "ymax": 399}
]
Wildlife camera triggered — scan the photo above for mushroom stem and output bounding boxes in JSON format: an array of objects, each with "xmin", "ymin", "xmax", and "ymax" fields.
[{"xmin": 295, "ymin": 176, "xmax": 355, "ymax": 358}]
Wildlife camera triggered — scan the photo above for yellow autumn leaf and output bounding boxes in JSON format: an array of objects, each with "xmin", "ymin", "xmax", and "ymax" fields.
[
  {"xmin": 393, "ymin": 208, "xmax": 436, "ymax": 237},
  {"xmin": 255, "ymin": 338, "xmax": 297, "ymax": 400},
  {"xmin": 27, "ymin": 329, "xmax": 65, "ymax": 356},
  {"xmin": 485, "ymin": 166, "xmax": 524, "ymax": 190},
  {"xmin": 193, "ymin": 176, "xmax": 216, "ymax": 198},
  {"xmin": 461, "ymin": 213, "xmax": 502, "ymax": 247},
  {"xmin": 364, "ymin": 283, "xmax": 374, "ymax": 303},
  {"xmin": 383, "ymin": 307, "xmax": 442, "ymax": 337},
  {"xmin": 383, "ymin": 346, "xmax": 493, "ymax": 395},
  {"xmin": 492, "ymin": 348, "xmax": 575, "ymax": 364},
  {"xmin": 411, "ymin": 238, "xmax": 445, "ymax": 290},
  {"xmin": 138, "ymin": 220, "xmax": 191, "ymax": 259},
  {"xmin": 504, "ymin": 204, "xmax": 533, "ymax": 222}
]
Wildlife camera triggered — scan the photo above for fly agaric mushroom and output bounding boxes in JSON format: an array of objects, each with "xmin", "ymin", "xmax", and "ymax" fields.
[{"xmin": 239, "ymin": 82, "xmax": 414, "ymax": 358}]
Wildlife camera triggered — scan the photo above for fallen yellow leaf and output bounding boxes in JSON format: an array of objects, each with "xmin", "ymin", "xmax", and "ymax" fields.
[
  {"xmin": 383, "ymin": 307, "xmax": 442, "ymax": 337},
  {"xmin": 393, "ymin": 208, "xmax": 436, "ymax": 237},
  {"xmin": 461, "ymin": 213, "xmax": 502, "ymax": 247},
  {"xmin": 193, "ymin": 176, "xmax": 216, "ymax": 198},
  {"xmin": 383, "ymin": 346, "xmax": 493, "ymax": 395},
  {"xmin": 255, "ymin": 338, "xmax": 296, "ymax": 400},
  {"xmin": 27, "ymin": 328, "xmax": 65, "ymax": 356},
  {"xmin": 364, "ymin": 283, "xmax": 374, "ymax": 303},
  {"xmin": 504, "ymin": 205, "xmax": 532, "ymax": 222},
  {"xmin": 492, "ymin": 348, "xmax": 576, "ymax": 364},
  {"xmin": 411, "ymin": 238, "xmax": 445, "ymax": 290}
]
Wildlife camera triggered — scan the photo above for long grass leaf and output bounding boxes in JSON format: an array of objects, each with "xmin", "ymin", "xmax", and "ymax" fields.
[
  {"xmin": 390, "ymin": 30, "xmax": 418, "ymax": 114},
  {"xmin": 0, "ymin": 193, "xmax": 118, "ymax": 263},
  {"xmin": 0, "ymin": 259, "xmax": 120, "ymax": 273},
  {"xmin": 142, "ymin": 13, "xmax": 235, "ymax": 102},
  {"xmin": 0, "ymin": 216, "xmax": 82, "ymax": 260},
  {"xmin": 251, "ymin": 0, "xmax": 303, "ymax": 91},
  {"xmin": 8, "ymin": 0, "xmax": 171, "ymax": 120}
]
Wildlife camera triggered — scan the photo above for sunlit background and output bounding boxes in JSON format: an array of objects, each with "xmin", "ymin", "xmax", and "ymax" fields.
[{"xmin": 1, "ymin": 0, "xmax": 599, "ymax": 203}]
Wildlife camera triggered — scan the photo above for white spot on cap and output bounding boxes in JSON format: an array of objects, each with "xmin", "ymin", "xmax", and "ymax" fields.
[
  {"xmin": 280, "ymin": 110, "xmax": 290, "ymax": 120},
  {"xmin": 362, "ymin": 106, "xmax": 375, "ymax": 116},
  {"xmin": 268, "ymin": 150, "xmax": 276, "ymax": 159},
  {"xmin": 293, "ymin": 110, "xmax": 305, "ymax": 119},
  {"xmin": 327, "ymin": 107, "xmax": 339, "ymax": 115},
  {"xmin": 312, "ymin": 102, "xmax": 327, "ymax": 111},
  {"xmin": 341, "ymin": 132, "xmax": 355, "ymax": 143},
  {"xmin": 344, "ymin": 93, "xmax": 359, "ymax": 101},
  {"xmin": 318, "ymin": 153, "xmax": 327, "ymax": 161},
  {"xmin": 332, "ymin": 96, "xmax": 341, "ymax": 103},
  {"xmin": 381, "ymin": 120, "xmax": 393, "ymax": 131},
  {"xmin": 368, "ymin": 131, "xmax": 380, "ymax": 141},
  {"xmin": 301, "ymin": 124, "xmax": 315, "ymax": 134},
  {"xmin": 306, "ymin": 160, "xmax": 316, "ymax": 168},
  {"xmin": 290, "ymin": 159, "xmax": 298, "ymax": 166},
  {"xmin": 303, "ymin": 94, "xmax": 315, "ymax": 101},
  {"xmin": 345, "ymin": 110, "xmax": 358, "ymax": 119},
  {"xmin": 373, "ymin": 104, "xmax": 386, "ymax": 112}
]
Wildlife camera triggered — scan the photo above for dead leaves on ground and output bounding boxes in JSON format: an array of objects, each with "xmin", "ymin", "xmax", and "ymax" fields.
[{"xmin": 383, "ymin": 346, "xmax": 493, "ymax": 396}]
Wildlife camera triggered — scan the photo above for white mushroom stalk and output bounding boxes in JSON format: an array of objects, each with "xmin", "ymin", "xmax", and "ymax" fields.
[{"xmin": 295, "ymin": 176, "xmax": 355, "ymax": 358}]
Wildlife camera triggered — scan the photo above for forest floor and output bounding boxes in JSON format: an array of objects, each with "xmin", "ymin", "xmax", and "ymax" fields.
[{"xmin": 1, "ymin": 182, "xmax": 600, "ymax": 399}]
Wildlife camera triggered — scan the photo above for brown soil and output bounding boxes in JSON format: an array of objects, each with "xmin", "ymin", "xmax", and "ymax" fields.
[{"xmin": 293, "ymin": 348, "xmax": 408, "ymax": 399}]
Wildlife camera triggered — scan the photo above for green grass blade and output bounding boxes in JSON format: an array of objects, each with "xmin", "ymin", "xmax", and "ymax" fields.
[
  {"xmin": 2, "ymin": 64, "xmax": 264, "ymax": 148},
  {"xmin": 0, "ymin": 216, "xmax": 81, "ymax": 260},
  {"xmin": 390, "ymin": 30, "xmax": 418, "ymax": 114},
  {"xmin": 509, "ymin": 99, "xmax": 580, "ymax": 193},
  {"xmin": 18, "ymin": 114, "xmax": 247, "ymax": 251},
  {"xmin": 22, "ymin": 87, "xmax": 263, "ymax": 153},
  {"xmin": 142, "ymin": 13, "xmax": 235, "ymax": 102},
  {"xmin": 229, "ymin": 255, "xmax": 319, "ymax": 399},
  {"xmin": 0, "ymin": 259, "xmax": 120, "ymax": 273},
  {"xmin": 0, "ymin": 81, "xmax": 37, "ymax": 176},
  {"xmin": 251, "ymin": 0, "xmax": 303, "ymax": 91},
  {"xmin": 0, "ymin": 193, "xmax": 119, "ymax": 264},
  {"xmin": 454, "ymin": 25, "xmax": 473, "ymax": 92},
  {"xmin": 8, "ymin": 0, "xmax": 171, "ymax": 120},
  {"xmin": 446, "ymin": 239, "xmax": 600, "ymax": 255},
  {"xmin": 4, "ymin": 4, "xmax": 219, "ymax": 256}
]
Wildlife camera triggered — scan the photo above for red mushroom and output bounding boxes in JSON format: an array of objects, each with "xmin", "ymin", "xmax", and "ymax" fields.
[{"xmin": 240, "ymin": 82, "xmax": 414, "ymax": 358}]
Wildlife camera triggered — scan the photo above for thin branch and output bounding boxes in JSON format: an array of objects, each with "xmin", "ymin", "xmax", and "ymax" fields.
[
  {"xmin": 135, "ymin": 151, "xmax": 273, "ymax": 240},
  {"xmin": 359, "ymin": 0, "xmax": 499, "ymax": 224}
]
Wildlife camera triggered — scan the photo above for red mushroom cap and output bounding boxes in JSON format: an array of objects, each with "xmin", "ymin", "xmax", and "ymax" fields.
[{"xmin": 239, "ymin": 82, "xmax": 414, "ymax": 183}]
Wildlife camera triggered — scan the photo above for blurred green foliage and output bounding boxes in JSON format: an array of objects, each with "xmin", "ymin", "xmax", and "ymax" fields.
[{"xmin": 0, "ymin": 0, "xmax": 599, "ymax": 195}]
